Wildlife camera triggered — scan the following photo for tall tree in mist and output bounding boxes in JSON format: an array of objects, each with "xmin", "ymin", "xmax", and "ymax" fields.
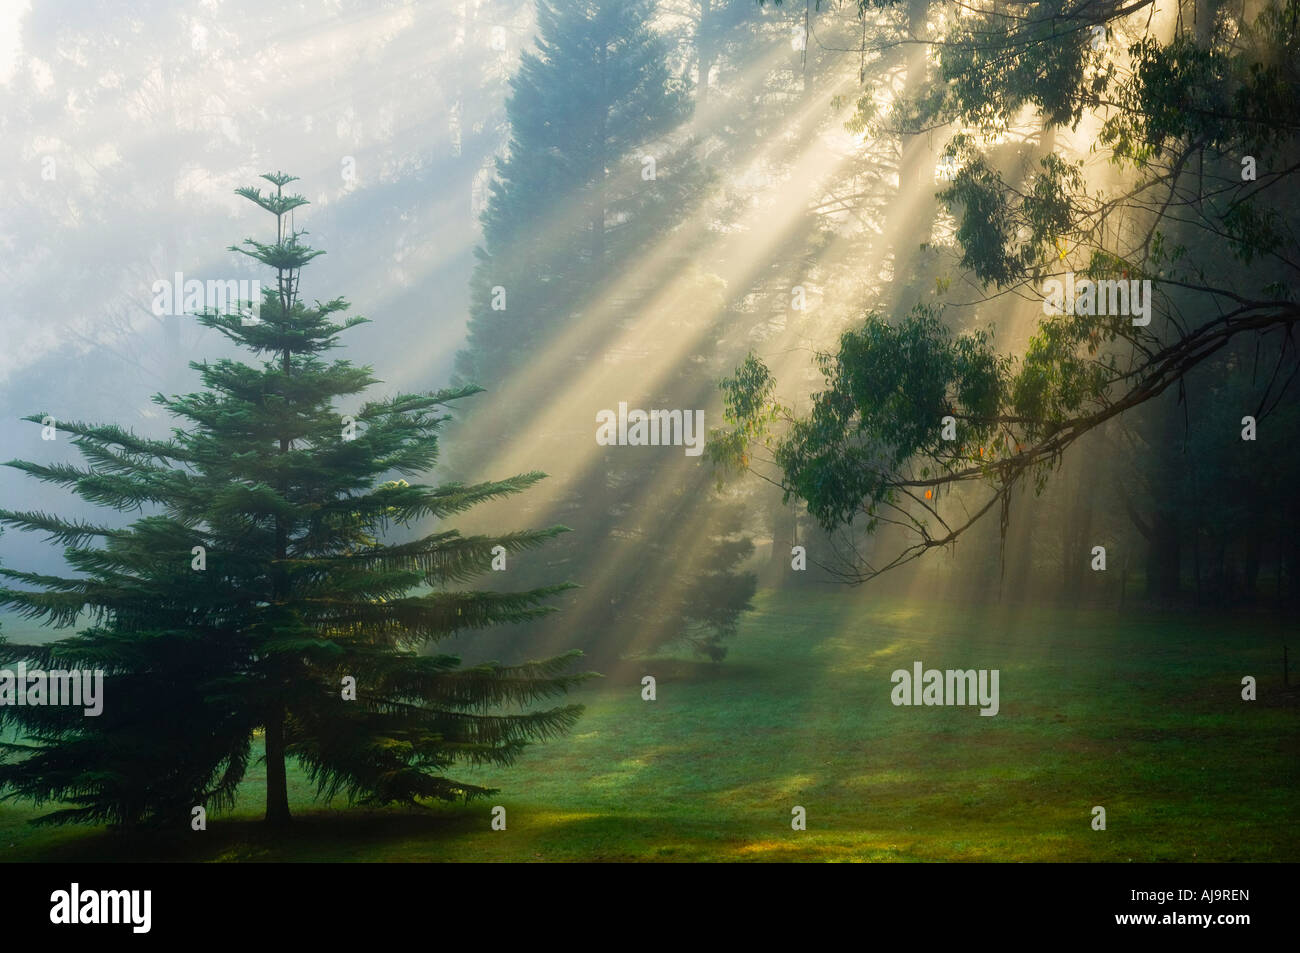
[
  {"xmin": 454, "ymin": 0, "xmax": 755, "ymax": 663},
  {"xmin": 459, "ymin": 0, "xmax": 695, "ymax": 385},
  {"xmin": 0, "ymin": 173, "xmax": 589, "ymax": 828}
]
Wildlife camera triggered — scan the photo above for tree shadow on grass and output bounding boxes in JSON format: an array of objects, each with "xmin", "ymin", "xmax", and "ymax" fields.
[
  {"xmin": 10, "ymin": 805, "xmax": 487, "ymax": 863},
  {"xmin": 599, "ymin": 655, "xmax": 765, "ymax": 686}
]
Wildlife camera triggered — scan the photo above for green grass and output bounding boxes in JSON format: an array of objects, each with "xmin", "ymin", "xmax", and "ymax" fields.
[{"xmin": 3, "ymin": 588, "xmax": 1297, "ymax": 862}]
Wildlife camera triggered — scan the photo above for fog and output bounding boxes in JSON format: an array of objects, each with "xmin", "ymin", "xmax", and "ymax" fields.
[{"xmin": 3, "ymin": 0, "xmax": 1296, "ymax": 657}]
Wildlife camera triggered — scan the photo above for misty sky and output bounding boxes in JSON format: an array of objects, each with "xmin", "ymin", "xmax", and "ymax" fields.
[{"xmin": 1, "ymin": 0, "xmax": 531, "ymax": 576}]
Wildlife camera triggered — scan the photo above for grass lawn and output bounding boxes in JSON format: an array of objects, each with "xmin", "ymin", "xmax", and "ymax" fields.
[{"xmin": 3, "ymin": 587, "xmax": 1297, "ymax": 862}]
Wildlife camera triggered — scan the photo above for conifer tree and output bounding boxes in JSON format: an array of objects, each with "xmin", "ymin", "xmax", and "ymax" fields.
[
  {"xmin": 0, "ymin": 173, "xmax": 590, "ymax": 828},
  {"xmin": 451, "ymin": 0, "xmax": 755, "ymax": 665},
  {"xmin": 458, "ymin": 0, "xmax": 697, "ymax": 386}
]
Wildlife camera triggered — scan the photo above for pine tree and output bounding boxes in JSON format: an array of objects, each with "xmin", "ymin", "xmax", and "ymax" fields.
[
  {"xmin": 458, "ymin": 0, "xmax": 697, "ymax": 386},
  {"xmin": 450, "ymin": 0, "xmax": 755, "ymax": 666},
  {"xmin": 0, "ymin": 173, "xmax": 591, "ymax": 828}
]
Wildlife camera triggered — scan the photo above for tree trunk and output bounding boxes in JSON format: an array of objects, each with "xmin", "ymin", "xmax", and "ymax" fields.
[
  {"xmin": 264, "ymin": 705, "xmax": 291, "ymax": 826},
  {"xmin": 1286, "ymin": 513, "xmax": 1300, "ymax": 605},
  {"xmin": 1192, "ymin": 529, "xmax": 1203, "ymax": 605},
  {"xmin": 1244, "ymin": 520, "xmax": 1261, "ymax": 602},
  {"xmin": 881, "ymin": 0, "xmax": 935, "ymax": 314},
  {"xmin": 1005, "ymin": 495, "xmax": 1034, "ymax": 604},
  {"xmin": 1148, "ymin": 512, "xmax": 1181, "ymax": 602},
  {"xmin": 266, "ymin": 235, "xmax": 294, "ymax": 827},
  {"xmin": 696, "ymin": 0, "xmax": 713, "ymax": 107},
  {"xmin": 1216, "ymin": 540, "xmax": 1229, "ymax": 605},
  {"xmin": 766, "ymin": 500, "xmax": 797, "ymax": 586},
  {"xmin": 1061, "ymin": 463, "xmax": 1095, "ymax": 603}
]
